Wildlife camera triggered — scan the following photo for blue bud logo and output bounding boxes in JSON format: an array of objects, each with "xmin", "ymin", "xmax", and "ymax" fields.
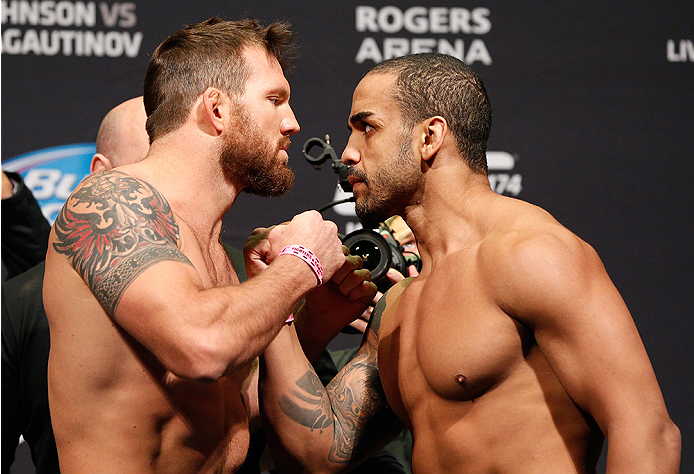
[{"xmin": 3, "ymin": 143, "xmax": 95, "ymax": 224}]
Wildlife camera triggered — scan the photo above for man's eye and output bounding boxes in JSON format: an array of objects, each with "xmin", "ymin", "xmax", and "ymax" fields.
[
  {"xmin": 269, "ymin": 97, "xmax": 280, "ymax": 105},
  {"xmin": 364, "ymin": 123, "xmax": 375, "ymax": 133}
]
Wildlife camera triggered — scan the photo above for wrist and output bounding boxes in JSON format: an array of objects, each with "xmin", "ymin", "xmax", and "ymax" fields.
[
  {"xmin": 278, "ymin": 245, "xmax": 324, "ymax": 286},
  {"xmin": 294, "ymin": 306, "xmax": 341, "ymax": 364}
]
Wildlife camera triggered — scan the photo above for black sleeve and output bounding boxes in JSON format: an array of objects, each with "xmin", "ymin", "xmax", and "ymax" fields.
[
  {"xmin": 1, "ymin": 263, "xmax": 60, "ymax": 473},
  {"xmin": 1, "ymin": 172, "xmax": 52, "ymax": 280},
  {"xmin": 1, "ymin": 278, "xmax": 22, "ymax": 472}
]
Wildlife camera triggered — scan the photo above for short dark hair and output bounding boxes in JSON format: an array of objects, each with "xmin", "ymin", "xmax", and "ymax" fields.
[
  {"xmin": 143, "ymin": 17, "xmax": 294, "ymax": 142},
  {"xmin": 369, "ymin": 53, "xmax": 492, "ymax": 175}
]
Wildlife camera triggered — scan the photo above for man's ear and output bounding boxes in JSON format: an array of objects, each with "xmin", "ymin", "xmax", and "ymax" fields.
[
  {"xmin": 418, "ymin": 116, "xmax": 447, "ymax": 162},
  {"xmin": 200, "ymin": 87, "xmax": 226, "ymax": 135},
  {"xmin": 90, "ymin": 153, "xmax": 114, "ymax": 173}
]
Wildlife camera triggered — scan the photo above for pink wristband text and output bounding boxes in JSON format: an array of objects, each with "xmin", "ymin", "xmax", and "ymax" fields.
[{"xmin": 278, "ymin": 245, "xmax": 324, "ymax": 285}]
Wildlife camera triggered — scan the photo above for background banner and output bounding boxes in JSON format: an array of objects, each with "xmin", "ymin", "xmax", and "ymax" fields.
[{"xmin": 3, "ymin": 1, "xmax": 693, "ymax": 471}]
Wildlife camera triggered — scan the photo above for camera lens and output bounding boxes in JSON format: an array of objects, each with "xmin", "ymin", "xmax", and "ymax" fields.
[
  {"xmin": 342, "ymin": 229, "xmax": 392, "ymax": 283},
  {"xmin": 351, "ymin": 240, "xmax": 382, "ymax": 272}
]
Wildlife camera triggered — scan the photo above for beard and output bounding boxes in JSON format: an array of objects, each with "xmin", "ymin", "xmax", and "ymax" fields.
[
  {"xmin": 219, "ymin": 108, "xmax": 294, "ymax": 197},
  {"xmin": 352, "ymin": 136, "xmax": 419, "ymax": 228}
]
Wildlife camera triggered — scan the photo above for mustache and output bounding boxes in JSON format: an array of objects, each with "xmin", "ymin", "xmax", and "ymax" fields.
[
  {"xmin": 347, "ymin": 166, "xmax": 368, "ymax": 184},
  {"xmin": 278, "ymin": 135, "xmax": 291, "ymax": 151}
]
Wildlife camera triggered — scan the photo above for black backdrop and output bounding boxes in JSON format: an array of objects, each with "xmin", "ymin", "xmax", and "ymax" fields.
[{"xmin": 2, "ymin": 1, "xmax": 693, "ymax": 472}]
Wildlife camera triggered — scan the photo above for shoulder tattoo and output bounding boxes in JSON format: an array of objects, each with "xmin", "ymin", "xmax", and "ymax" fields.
[
  {"xmin": 368, "ymin": 277, "xmax": 412, "ymax": 336},
  {"xmin": 52, "ymin": 171, "xmax": 193, "ymax": 315},
  {"xmin": 368, "ymin": 292, "xmax": 387, "ymax": 335}
]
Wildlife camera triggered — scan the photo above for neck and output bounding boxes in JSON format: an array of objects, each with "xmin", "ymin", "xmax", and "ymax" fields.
[
  {"xmin": 121, "ymin": 134, "xmax": 241, "ymax": 244},
  {"xmin": 402, "ymin": 161, "xmax": 494, "ymax": 263}
]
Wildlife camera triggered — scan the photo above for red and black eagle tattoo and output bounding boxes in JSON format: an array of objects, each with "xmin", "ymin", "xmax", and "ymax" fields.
[{"xmin": 52, "ymin": 171, "xmax": 192, "ymax": 316}]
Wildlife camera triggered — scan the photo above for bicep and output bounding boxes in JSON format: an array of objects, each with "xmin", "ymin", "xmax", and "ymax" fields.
[
  {"xmin": 324, "ymin": 345, "xmax": 402, "ymax": 464},
  {"xmin": 326, "ymin": 294, "xmax": 403, "ymax": 463},
  {"xmin": 277, "ymin": 339, "xmax": 384, "ymax": 432}
]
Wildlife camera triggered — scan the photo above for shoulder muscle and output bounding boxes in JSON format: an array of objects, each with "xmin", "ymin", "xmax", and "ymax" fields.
[
  {"xmin": 52, "ymin": 171, "xmax": 193, "ymax": 315},
  {"xmin": 481, "ymin": 226, "xmax": 609, "ymax": 326}
]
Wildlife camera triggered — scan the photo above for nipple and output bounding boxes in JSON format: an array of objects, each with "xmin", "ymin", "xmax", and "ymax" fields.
[{"xmin": 455, "ymin": 374, "xmax": 468, "ymax": 386}]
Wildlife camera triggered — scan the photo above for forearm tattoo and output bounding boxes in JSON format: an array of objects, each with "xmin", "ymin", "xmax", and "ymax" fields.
[
  {"xmin": 52, "ymin": 171, "xmax": 192, "ymax": 315},
  {"xmin": 279, "ymin": 296, "xmax": 389, "ymax": 464}
]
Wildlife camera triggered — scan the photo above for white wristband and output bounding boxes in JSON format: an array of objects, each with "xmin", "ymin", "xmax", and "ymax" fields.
[{"xmin": 278, "ymin": 245, "xmax": 324, "ymax": 285}]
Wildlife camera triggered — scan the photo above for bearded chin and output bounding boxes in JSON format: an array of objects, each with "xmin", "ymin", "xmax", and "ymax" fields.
[
  {"xmin": 355, "ymin": 144, "xmax": 418, "ymax": 228},
  {"xmin": 355, "ymin": 195, "xmax": 392, "ymax": 229},
  {"xmin": 219, "ymin": 130, "xmax": 294, "ymax": 197},
  {"xmin": 243, "ymin": 161, "xmax": 294, "ymax": 197}
]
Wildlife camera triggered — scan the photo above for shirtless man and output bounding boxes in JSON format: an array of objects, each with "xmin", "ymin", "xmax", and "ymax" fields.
[
  {"xmin": 258, "ymin": 53, "xmax": 681, "ymax": 473},
  {"xmin": 2, "ymin": 96, "xmax": 150, "ymax": 473},
  {"xmin": 43, "ymin": 18, "xmax": 374, "ymax": 473}
]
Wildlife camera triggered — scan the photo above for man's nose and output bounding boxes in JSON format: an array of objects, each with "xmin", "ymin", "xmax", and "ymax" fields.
[
  {"xmin": 281, "ymin": 107, "xmax": 300, "ymax": 136},
  {"xmin": 341, "ymin": 139, "xmax": 360, "ymax": 166}
]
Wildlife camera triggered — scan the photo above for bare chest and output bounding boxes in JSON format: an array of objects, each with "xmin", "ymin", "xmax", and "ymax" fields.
[
  {"xmin": 377, "ymin": 266, "xmax": 531, "ymax": 424},
  {"xmin": 199, "ymin": 247, "xmax": 237, "ymax": 287},
  {"xmin": 176, "ymin": 225, "xmax": 238, "ymax": 288}
]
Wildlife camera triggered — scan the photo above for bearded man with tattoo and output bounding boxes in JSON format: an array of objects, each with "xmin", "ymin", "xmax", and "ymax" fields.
[
  {"xmin": 258, "ymin": 53, "xmax": 681, "ymax": 473},
  {"xmin": 43, "ymin": 18, "xmax": 376, "ymax": 473}
]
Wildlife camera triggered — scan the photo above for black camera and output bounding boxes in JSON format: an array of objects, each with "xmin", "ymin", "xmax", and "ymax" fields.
[
  {"xmin": 342, "ymin": 224, "xmax": 422, "ymax": 292},
  {"xmin": 303, "ymin": 135, "xmax": 422, "ymax": 291}
]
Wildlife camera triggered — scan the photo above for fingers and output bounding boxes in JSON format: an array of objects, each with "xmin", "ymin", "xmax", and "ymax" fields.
[
  {"xmin": 348, "ymin": 318, "xmax": 369, "ymax": 334},
  {"xmin": 244, "ymin": 229, "xmax": 275, "ymax": 260},
  {"xmin": 371, "ymin": 290, "xmax": 384, "ymax": 307},
  {"xmin": 329, "ymin": 253, "xmax": 378, "ymax": 303},
  {"xmin": 354, "ymin": 280, "xmax": 378, "ymax": 304},
  {"xmin": 331, "ymin": 254, "xmax": 363, "ymax": 284},
  {"xmin": 244, "ymin": 226, "xmax": 288, "ymax": 278},
  {"xmin": 408, "ymin": 264, "xmax": 420, "ymax": 277},
  {"xmin": 385, "ymin": 267, "xmax": 406, "ymax": 284},
  {"xmin": 250, "ymin": 225, "xmax": 273, "ymax": 236},
  {"xmin": 338, "ymin": 276, "xmax": 377, "ymax": 304}
]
